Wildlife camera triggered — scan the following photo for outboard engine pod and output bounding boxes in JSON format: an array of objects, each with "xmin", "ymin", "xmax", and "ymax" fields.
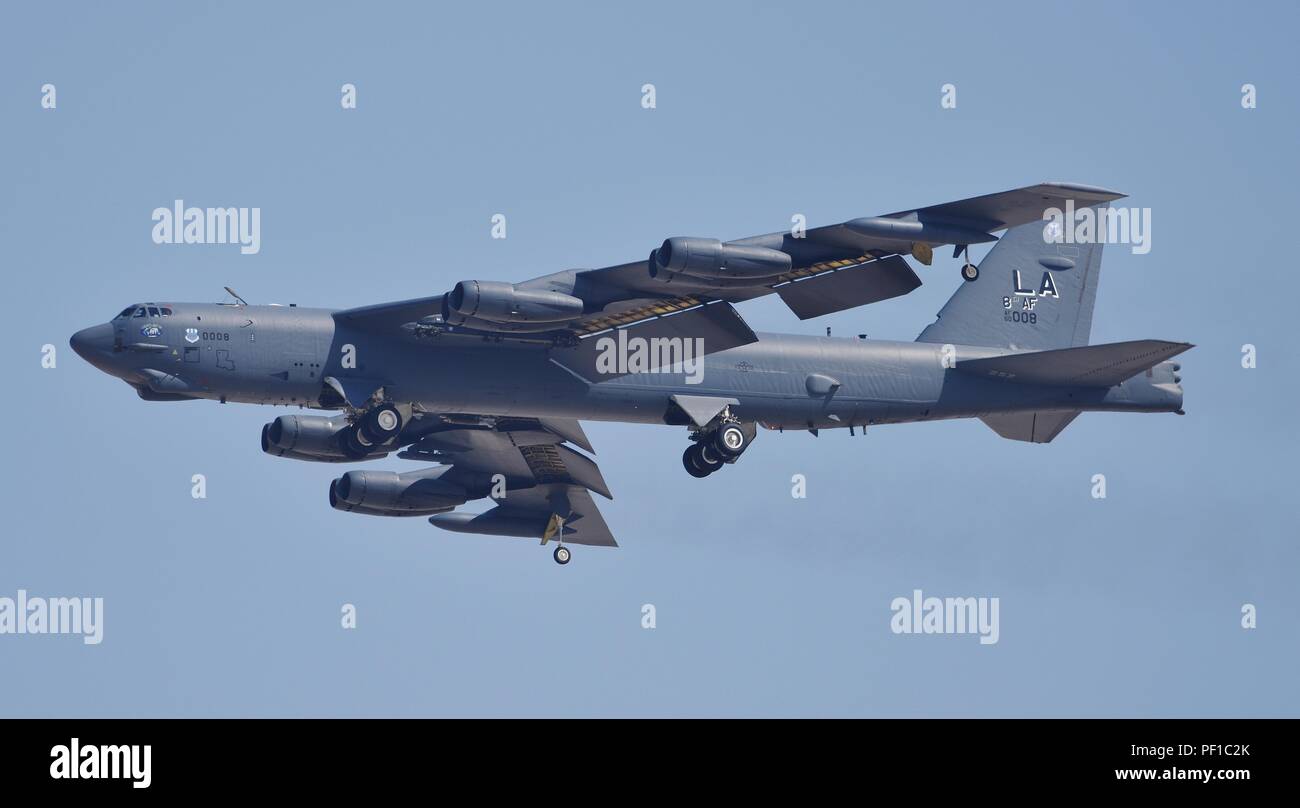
[
  {"xmin": 444, "ymin": 280, "xmax": 584, "ymax": 325},
  {"xmin": 330, "ymin": 467, "xmax": 470, "ymax": 515},
  {"xmin": 649, "ymin": 237, "xmax": 791, "ymax": 284}
]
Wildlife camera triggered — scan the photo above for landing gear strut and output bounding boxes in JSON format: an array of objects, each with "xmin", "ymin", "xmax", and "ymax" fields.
[{"xmin": 959, "ymin": 244, "xmax": 979, "ymax": 282}]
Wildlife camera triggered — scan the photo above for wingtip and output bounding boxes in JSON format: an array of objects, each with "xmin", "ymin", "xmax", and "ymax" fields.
[{"xmin": 1041, "ymin": 181, "xmax": 1128, "ymax": 200}]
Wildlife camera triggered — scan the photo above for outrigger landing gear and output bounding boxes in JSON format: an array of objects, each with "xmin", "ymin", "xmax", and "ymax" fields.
[
  {"xmin": 543, "ymin": 512, "xmax": 571, "ymax": 565},
  {"xmin": 959, "ymin": 244, "xmax": 979, "ymax": 282}
]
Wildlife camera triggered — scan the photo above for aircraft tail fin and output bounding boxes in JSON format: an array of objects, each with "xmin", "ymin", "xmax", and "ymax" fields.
[{"xmin": 916, "ymin": 212, "xmax": 1105, "ymax": 349}]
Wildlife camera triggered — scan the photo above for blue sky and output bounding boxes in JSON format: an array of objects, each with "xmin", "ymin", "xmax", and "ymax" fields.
[{"xmin": 1, "ymin": 1, "xmax": 1296, "ymax": 716}]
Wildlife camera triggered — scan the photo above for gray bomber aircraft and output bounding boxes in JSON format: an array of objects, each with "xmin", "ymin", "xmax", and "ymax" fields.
[{"xmin": 71, "ymin": 182, "xmax": 1190, "ymax": 564}]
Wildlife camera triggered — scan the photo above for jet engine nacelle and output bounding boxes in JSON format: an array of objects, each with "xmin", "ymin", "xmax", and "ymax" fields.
[
  {"xmin": 648, "ymin": 237, "xmax": 792, "ymax": 286},
  {"xmin": 329, "ymin": 467, "xmax": 469, "ymax": 515},
  {"xmin": 262, "ymin": 414, "xmax": 365, "ymax": 463},
  {"xmin": 443, "ymin": 280, "xmax": 584, "ymax": 327}
]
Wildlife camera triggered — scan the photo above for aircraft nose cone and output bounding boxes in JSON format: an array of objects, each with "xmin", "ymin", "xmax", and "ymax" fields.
[{"xmin": 70, "ymin": 323, "xmax": 115, "ymax": 367}]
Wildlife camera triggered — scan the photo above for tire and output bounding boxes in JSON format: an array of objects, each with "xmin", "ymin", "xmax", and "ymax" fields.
[
  {"xmin": 553, "ymin": 545, "xmax": 571, "ymax": 565},
  {"xmin": 361, "ymin": 404, "xmax": 402, "ymax": 443},
  {"xmin": 342, "ymin": 426, "xmax": 373, "ymax": 459},
  {"xmin": 697, "ymin": 444, "xmax": 723, "ymax": 472},
  {"xmin": 714, "ymin": 424, "xmax": 747, "ymax": 458},
  {"xmin": 961, "ymin": 263, "xmax": 980, "ymax": 282},
  {"xmin": 683, "ymin": 445, "xmax": 711, "ymax": 478}
]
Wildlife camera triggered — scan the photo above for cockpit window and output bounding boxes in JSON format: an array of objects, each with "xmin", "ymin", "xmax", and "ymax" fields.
[{"xmin": 113, "ymin": 304, "xmax": 172, "ymax": 319}]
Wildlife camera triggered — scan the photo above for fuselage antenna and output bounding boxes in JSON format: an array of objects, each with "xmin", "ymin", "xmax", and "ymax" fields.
[{"xmin": 224, "ymin": 286, "xmax": 249, "ymax": 307}]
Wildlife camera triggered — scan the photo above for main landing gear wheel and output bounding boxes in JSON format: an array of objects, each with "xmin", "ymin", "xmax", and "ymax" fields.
[
  {"xmin": 683, "ymin": 445, "xmax": 711, "ymax": 477},
  {"xmin": 553, "ymin": 545, "xmax": 571, "ymax": 565},
  {"xmin": 714, "ymin": 423, "xmax": 747, "ymax": 458},
  {"xmin": 342, "ymin": 426, "xmax": 374, "ymax": 458},
  {"xmin": 961, "ymin": 263, "xmax": 980, "ymax": 282},
  {"xmin": 361, "ymin": 403, "xmax": 403, "ymax": 443},
  {"xmin": 698, "ymin": 444, "xmax": 724, "ymax": 473},
  {"xmin": 683, "ymin": 443, "xmax": 723, "ymax": 477}
]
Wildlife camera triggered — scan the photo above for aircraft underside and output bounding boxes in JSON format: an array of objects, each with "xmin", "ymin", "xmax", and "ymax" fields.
[{"xmin": 71, "ymin": 182, "xmax": 1190, "ymax": 564}]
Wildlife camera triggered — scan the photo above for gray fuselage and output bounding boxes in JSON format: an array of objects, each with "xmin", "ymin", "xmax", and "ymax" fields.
[{"xmin": 70, "ymin": 302, "xmax": 1183, "ymax": 431}]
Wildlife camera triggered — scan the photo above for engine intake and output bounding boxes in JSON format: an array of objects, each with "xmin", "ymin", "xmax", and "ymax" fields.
[{"xmin": 649, "ymin": 237, "xmax": 792, "ymax": 285}]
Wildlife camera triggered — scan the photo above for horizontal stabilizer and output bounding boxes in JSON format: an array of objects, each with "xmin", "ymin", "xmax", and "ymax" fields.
[
  {"xmin": 775, "ymin": 255, "xmax": 921, "ymax": 320},
  {"xmin": 980, "ymin": 410, "xmax": 1081, "ymax": 443},
  {"xmin": 957, "ymin": 340, "xmax": 1192, "ymax": 388},
  {"xmin": 549, "ymin": 300, "xmax": 757, "ymax": 383}
]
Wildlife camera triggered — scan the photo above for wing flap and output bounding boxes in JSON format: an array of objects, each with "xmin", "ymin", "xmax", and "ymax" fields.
[
  {"xmin": 536, "ymin": 418, "xmax": 594, "ymax": 453},
  {"xmin": 394, "ymin": 416, "xmax": 619, "ymax": 546},
  {"xmin": 775, "ymin": 255, "xmax": 921, "ymax": 320}
]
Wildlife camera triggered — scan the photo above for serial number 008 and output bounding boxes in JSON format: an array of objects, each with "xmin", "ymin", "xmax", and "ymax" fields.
[
  {"xmin": 201, "ymin": 331, "xmax": 231, "ymax": 341},
  {"xmin": 1003, "ymin": 311, "xmax": 1037, "ymax": 324}
]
